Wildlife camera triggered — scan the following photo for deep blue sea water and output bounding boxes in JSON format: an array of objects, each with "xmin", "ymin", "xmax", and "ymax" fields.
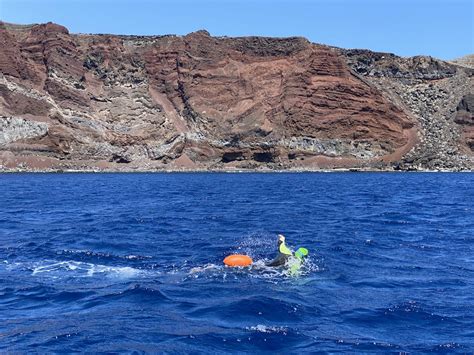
[{"xmin": 1, "ymin": 172, "xmax": 473, "ymax": 353}]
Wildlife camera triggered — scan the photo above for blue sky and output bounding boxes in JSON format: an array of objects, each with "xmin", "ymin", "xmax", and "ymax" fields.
[{"xmin": 0, "ymin": 0, "xmax": 472, "ymax": 60}]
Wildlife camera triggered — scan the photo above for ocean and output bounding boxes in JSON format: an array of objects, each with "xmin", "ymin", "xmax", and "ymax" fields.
[{"xmin": 1, "ymin": 172, "xmax": 473, "ymax": 352}]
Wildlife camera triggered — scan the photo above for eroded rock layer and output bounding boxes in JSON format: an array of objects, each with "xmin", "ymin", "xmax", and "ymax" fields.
[{"xmin": 0, "ymin": 22, "xmax": 472, "ymax": 171}]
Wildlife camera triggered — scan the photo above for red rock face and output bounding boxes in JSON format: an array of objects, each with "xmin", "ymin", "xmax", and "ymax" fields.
[
  {"xmin": 455, "ymin": 94, "xmax": 474, "ymax": 152},
  {"xmin": 144, "ymin": 33, "xmax": 413, "ymax": 144},
  {"xmin": 0, "ymin": 22, "xmax": 420, "ymax": 171}
]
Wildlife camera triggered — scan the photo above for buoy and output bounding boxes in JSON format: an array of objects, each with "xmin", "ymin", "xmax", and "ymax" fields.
[{"xmin": 223, "ymin": 254, "xmax": 253, "ymax": 267}]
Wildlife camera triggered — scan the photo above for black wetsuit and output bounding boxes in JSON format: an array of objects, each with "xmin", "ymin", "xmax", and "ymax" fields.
[{"xmin": 266, "ymin": 239, "xmax": 292, "ymax": 267}]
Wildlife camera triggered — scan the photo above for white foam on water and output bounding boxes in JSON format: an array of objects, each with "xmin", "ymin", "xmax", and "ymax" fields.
[
  {"xmin": 184, "ymin": 257, "xmax": 321, "ymax": 282},
  {"xmin": 189, "ymin": 263, "xmax": 222, "ymax": 274},
  {"xmin": 31, "ymin": 260, "xmax": 143, "ymax": 279},
  {"xmin": 186, "ymin": 260, "xmax": 282, "ymax": 279},
  {"xmin": 58, "ymin": 249, "xmax": 151, "ymax": 261},
  {"xmin": 249, "ymin": 260, "xmax": 286, "ymax": 279},
  {"xmin": 246, "ymin": 325, "xmax": 288, "ymax": 334}
]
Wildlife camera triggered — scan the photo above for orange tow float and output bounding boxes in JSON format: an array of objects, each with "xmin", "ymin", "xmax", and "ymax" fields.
[{"xmin": 223, "ymin": 254, "xmax": 253, "ymax": 267}]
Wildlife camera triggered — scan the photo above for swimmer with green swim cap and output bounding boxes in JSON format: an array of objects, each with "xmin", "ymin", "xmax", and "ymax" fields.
[{"xmin": 266, "ymin": 234, "xmax": 309, "ymax": 273}]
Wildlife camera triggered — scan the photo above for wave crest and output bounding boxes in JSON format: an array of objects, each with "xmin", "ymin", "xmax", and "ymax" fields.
[{"xmin": 31, "ymin": 260, "xmax": 142, "ymax": 279}]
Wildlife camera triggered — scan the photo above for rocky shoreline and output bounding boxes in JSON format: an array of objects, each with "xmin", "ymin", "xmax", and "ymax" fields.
[
  {"xmin": 1, "ymin": 165, "xmax": 471, "ymax": 173},
  {"xmin": 1, "ymin": 22, "xmax": 473, "ymax": 172}
]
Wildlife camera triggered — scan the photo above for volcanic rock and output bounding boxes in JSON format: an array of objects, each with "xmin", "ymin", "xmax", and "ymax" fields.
[
  {"xmin": 0, "ymin": 21, "xmax": 473, "ymax": 171},
  {"xmin": 454, "ymin": 94, "xmax": 474, "ymax": 152}
]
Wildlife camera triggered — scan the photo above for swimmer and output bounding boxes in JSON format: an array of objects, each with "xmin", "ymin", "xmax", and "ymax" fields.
[
  {"xmin": 266, "ymin": 234, "xmax": 292, "ymax": 267},
  {"xmin": 220, "ymin": 234, "xmax": 308, "ymax": 274},
  {"xmin": 266, "ymin": 234, "xmax": 308, "ymax": 267},
  {"xmin": 266, "ymin": 234, "xmax": 309, "ymax": 272}
]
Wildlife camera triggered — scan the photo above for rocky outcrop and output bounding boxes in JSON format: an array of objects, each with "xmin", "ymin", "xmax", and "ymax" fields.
[
  {"xmin": 344, "ymin": 49, "xmax": 458, "ymax": 80},
  {"xmin": 0, "ymin": 21, "xmax": 472, "ymax": 171},
  {"xmin": 455, "ymin": 94, "xmax": 474, "ymax": 125},
  {"xmin": 455, "ymin": 94, "xmax": 474, "ymax": 152},
  {"xmin": 0, "ymin": 116, "xmax": 48, "ymax": 144},
  {"xmin": 451, "ymin": 55, "xmax": 474, "ymax": 69},
  {"xmin": 342, "ymin": 49, "xmax": 474, "ymax": 170}
]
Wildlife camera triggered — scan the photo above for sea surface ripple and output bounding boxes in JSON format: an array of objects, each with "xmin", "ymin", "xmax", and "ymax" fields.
[{"xmin": 1, "ymin": 172, "xmax": 473, "ymax": 352}]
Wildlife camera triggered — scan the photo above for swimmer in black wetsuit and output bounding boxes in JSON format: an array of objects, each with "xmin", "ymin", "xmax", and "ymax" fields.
[
  {"xmin": 266, "ymin": 234, "xmax": 293, "ymax": 267},
  {"xmin": 266, "ymin": 234, "xmax": 309, "ymax": 273}
]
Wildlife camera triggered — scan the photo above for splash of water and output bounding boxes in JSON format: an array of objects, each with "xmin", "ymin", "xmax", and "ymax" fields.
[{"xmin": 30, "ymin": 260, "xmax": 142, "ymax": 279}]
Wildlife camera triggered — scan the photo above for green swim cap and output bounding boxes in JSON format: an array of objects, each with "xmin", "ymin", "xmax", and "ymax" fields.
[{"xmin": 294, "ymin": 247, "xmax": 309, "ymax": 260}]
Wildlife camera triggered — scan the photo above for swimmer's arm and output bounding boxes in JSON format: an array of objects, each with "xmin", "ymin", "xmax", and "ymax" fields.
[{"xmin": 266, "ymin": 253, "xmax": 288, "ymax": 267}]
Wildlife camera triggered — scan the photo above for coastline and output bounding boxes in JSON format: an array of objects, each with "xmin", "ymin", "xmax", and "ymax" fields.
[
  {"xmin": 1, "ymin": 166, "xmax": 471, "ymax": 173},
  {"xmin": 1, "ymin": 23, "xmax": 473, "ymax": 177}
]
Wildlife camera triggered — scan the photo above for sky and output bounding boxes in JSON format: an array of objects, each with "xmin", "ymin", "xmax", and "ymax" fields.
[{"xmin": 0, "ymin": 0, "xmax": 472, "ymax": 60}]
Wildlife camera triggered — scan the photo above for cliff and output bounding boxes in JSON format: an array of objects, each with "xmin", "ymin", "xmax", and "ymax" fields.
[{"xmin": 1, "ymin": 22, "xmax": 473, "ymax": 171}]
